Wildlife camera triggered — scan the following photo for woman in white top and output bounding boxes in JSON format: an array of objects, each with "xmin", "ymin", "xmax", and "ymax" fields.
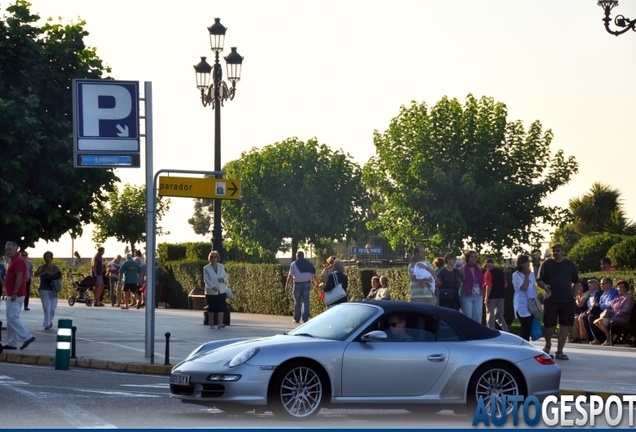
[
  {"xmin": 512, "ymin": 254, "xmax": 538, "ymax": 341},
  {"xmin": 203, "ymin": 250, "xmax": 229, "ymax": 329}
]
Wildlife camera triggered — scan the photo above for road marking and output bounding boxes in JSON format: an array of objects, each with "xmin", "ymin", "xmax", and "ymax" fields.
[{"xmin": 3, "ymin": 378, "xmax": 117, "ymax": 428}]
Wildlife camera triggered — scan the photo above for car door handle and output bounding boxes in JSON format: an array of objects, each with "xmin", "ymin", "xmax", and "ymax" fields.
[{"xmin": 427, "ymin": 354, "xmax": 446, "ymax": 362}]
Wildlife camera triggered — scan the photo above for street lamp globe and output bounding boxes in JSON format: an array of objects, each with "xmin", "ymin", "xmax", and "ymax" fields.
[
  {"xmin": 207, "ymin": 18, "xmax": 226, "ymax": 53},
  {"xmin": 193, "ymin": 56, "xmax": 212, "ymax": 90},
  {"xmin": 224, "ymin": 47, "xmax": 244, "ymax": 83}
]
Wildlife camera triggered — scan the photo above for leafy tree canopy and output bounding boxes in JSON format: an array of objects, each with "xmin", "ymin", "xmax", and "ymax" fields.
[
  {"xmin": 569, "ymin": 182, "xmax": 636, "ymax": 236},
  {"xmin": 92, "ymin": 183, "xmax": 170, "ymax": 252},
  {"xmin": 0, "ymin": 1, "xmax": 118, "ymax": 249},
  {"xmin": 190, "ymin": 137, "xmax": 368, "ymax": 257},
  {"xmin": 364, "ymin": 94, "xmax": 578, "ymax": 255}
]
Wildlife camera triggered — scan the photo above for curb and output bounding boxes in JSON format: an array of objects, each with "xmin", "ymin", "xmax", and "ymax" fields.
[{"xmin": 0, "ymin": 352, "xmax": 172, "ymax": 375}]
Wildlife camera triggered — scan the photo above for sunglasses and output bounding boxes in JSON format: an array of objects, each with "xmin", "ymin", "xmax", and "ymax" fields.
[{"xmin": 388, "ymin": 321, "xmax": 403, "ymax": 327}]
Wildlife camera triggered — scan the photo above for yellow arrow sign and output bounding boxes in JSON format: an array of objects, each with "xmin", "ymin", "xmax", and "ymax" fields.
[{"xmin": 158, "ymin": 176, "xmax": 241, "ymax": 200}]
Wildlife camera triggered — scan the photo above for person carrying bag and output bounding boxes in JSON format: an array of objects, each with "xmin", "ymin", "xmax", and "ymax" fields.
[{"xmin": 322, "ymin": 259, "xmax": 348, "ymax": 308}]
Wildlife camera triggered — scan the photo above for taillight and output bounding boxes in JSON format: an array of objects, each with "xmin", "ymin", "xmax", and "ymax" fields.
[{"xmin": 534, "ymin": 353, "xmax": 555, "ymax": 365}]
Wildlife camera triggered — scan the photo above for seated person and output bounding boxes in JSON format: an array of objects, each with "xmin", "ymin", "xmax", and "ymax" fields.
[
  {"xmin": 364, "ymin": 276, "xmax": 381, "ymax": 301},
  {"xmin": 592, "ymin": 280, "xmax": 634, "ymax": 346},
  {"xmin": 385, "ymin": 313, "xmax": 413, "ymax": 342},
  {"xmin": 570, "ymin": 280, "xmax": 591, "ymax": 343},
  {"xmin": 376, "ymin": 276, "xmax": 391, "ymax": 300},
  {"xmin": 585, "ymin": 277, "xmax": 618, "ymax": 344}
]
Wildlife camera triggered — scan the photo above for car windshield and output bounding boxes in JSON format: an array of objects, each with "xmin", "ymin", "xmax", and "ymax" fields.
[{"xmin": 287, "ymin": 303, "xmax": 378, "ymax": 341}]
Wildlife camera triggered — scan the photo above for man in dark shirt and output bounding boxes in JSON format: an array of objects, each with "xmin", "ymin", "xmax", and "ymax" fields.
[{"xmin": 537, "ymin": 243, "xmax": 580, "ymax": 361}]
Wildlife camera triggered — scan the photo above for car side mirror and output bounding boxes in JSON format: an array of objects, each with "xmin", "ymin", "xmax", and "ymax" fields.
[{"xmin": 361, "ymin": 330, "xmax": 388, "ymax": 342}]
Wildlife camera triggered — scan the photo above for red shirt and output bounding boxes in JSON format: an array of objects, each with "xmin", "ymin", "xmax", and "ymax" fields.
[{"xmin": 5, "ymin": 255, "xmax": 27, "ymax": 296}]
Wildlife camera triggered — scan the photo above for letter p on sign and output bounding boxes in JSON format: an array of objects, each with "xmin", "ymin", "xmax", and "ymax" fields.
[{"xmin": 82, "ymin": 84, "xmax": 132, "ymax": 136}]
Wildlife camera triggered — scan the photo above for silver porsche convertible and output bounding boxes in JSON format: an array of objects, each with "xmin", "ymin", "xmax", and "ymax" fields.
[{"xmin": 169, "ymin": 301, "xmax": 560, "ymax": 419}]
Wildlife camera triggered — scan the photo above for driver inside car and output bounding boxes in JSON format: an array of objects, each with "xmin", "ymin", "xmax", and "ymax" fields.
[{"xmin": 385, "ymin": 313, "xmax": 413, "ymax": 342}]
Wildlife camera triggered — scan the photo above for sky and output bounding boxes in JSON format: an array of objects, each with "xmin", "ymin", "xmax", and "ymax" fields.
[{"xmin": 21, "ymin": 0, "xmax": 636, "ymax": 260}]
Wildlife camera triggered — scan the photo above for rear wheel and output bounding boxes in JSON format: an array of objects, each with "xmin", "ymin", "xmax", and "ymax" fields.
[
  {"xmin": 467, "ymin": 362, "xmax": 525, "ymax": 417},
  {"xmin": 269, "ymin": 361, "xmax": 324, "ymax": 420},
  {"xmin": 68, "ymin": 297, "xmax": 76, "ymax": 306},
  {"xmin": 86, "ymin": 298, "xmax": 93, "ymax": 307}
]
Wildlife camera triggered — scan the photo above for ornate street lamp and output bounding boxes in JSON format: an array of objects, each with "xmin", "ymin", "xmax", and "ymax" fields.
[
  {"xmin": 193, "ymin": 18, "xmax": 244, "ymax": 260},
  {"xmin": 598, "ymin": 0, "xmax": 636, "ymax": 36}
]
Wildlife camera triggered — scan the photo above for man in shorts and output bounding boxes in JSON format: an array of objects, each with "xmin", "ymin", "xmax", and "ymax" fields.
[
  {"xmin": 537, "ymin": 243, "xmax": 580, "ymax": 360},
  {"xmin": 118, "ymin": 254, "xmax": 141, "ymax": 310}
]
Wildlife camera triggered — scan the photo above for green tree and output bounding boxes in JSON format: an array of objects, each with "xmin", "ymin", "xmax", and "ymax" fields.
[
  {"xmin": 567, "ymin": 233, "xmax": 624, "ymax": 273},
  {"xmin": 569, "ymin": 182, "xmax": 635, "ymax": 235},
  {"xmin": 92, "ymin": 184, "xmax": 170, "ymax": 252},
  {"xmin": 190, "ymin": 137, "xmax": 368, "ymax": 257},
  {"xmin": 0, "ymin": 1, "xmax": 118, "ymax": 249},
  {"xmin": 550, "ymin": 223, "xmax": 583, "ymax": 254},
  {"xmin": 364, "ymin": 95, "xmax": 578, "ymax": 254},
  {"xmin": 607, "ymin": 237, "xmax": 636, "ymax": 270}
]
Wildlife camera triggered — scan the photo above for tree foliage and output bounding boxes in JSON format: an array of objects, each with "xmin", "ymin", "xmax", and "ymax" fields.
[
  {"xmin": 550, "ymin": 223, "xmax": 583, "ymax": 254},
  {"xmin": 190, "ymin": 137, "xmax": 368, "ymax": 257},
  {"xmin": 92, "ymin": 184, "xmax": 170, "ymax": 252},
  {"xmin": 0, "ymin": 1, "xmax": 118, "ymax": 249},
  {"xmin": 364, "ymin": 94, "xmax": 578, "ymax": 255},
  {"xmin": 607, "ymin": 237, "xmax": 636, "ymax": 271},
  {"xmin": 568, "ymin": 233, "xmax": 624, "ymax": 273},
  {"xmin": 569, "ymin": 182, "xmax": 636, "ymax": 236}
]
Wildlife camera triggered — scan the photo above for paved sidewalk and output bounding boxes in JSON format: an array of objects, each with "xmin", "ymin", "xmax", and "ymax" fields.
[{"xmin": 1, "ymin": 299, "xmax": 635, "ymax": 399}]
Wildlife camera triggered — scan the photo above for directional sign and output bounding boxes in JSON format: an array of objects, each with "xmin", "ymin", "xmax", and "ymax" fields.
[
  {"xmin": 158, "ymin": 177, "xmax": 241, "ymax": 200},
  {"xmin": 73, "ymin": 79, "xmax": 140, "ymax": 168},
  {"xmin": 352, "ymin": 246, "xmax": 383, "ymax": 255}
]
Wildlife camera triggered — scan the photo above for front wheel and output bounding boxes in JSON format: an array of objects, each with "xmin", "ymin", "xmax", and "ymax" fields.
[
  {"xmin": 269, "ymin": 361, "xmax": 324, "ymax": 420},
  {"xmin": 86, "ymin": 298, "xmax": 93, "ymax": 307},
  {"xmin": 467, "ymin": 362, "xmax": 525, "ymax": 417},
  {"xmin": 68, "ymin": 297, "xmax": 76, "ymax": 306}
]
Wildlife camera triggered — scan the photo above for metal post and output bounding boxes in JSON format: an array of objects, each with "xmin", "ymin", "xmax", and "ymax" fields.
[
  {"xmin": 213, "ymin": 55, "xmax": 224, "ymax": 261},
  {"xmin": 55, "ymin": 319, "xmax": 72, "ymax": 370},
  {"xmin": 144, "ymin": 81, "xmax": 156, "ymax": 363},
  {"xmin": 164, "ymin": 332, "xmax": 171, "ymax": 365},
  {"xmin": 71, "ymin": 326, "xmax": 77, "ymax": 359}
]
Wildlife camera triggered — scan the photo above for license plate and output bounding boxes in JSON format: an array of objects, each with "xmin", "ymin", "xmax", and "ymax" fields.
[{"xmin": 170, "ymin": 373, "xmax": 190, "ymax": 385}]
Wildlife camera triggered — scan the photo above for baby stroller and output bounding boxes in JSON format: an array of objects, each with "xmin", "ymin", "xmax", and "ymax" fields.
[{"xmin": 68, "ymin": 273, "xmax": 95, "ymax": 307}]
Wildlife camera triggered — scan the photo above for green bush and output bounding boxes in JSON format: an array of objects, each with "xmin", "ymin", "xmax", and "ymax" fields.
[
  {"xmin": 607, "ymin": 237, "xmax": 636, "ymax": 271},
  {"xmin": 157, "ymin": 242, "xmax": 187, "ymax": 262},
  {"xmin": 568, "ymin": 233, "xmax": 624, "ymax": 273},
  {"xmin": 186, "ymin": 242, "xmax": 212, "ymax": 261}
]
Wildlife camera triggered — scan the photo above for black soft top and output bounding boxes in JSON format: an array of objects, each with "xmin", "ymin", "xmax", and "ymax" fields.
[{"xmin": 352, "ymin": 300, "xmax": 500, "ymax": 341}]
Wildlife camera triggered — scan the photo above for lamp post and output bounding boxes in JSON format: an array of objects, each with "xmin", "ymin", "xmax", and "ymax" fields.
[
  {"xmin": 598, "ymin": 0, "xmax": 636, "ymax": 36},
  {"xmin": 193, "ymin": 18, "xmax": 244, "ymax": 260}
]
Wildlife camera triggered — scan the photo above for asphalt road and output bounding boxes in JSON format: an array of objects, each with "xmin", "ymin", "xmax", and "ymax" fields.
[{"xmin": 2, "ymin": 363, "xmax": 635, "ymax": 429}]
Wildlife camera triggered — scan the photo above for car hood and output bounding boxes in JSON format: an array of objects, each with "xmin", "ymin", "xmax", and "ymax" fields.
[{"xmin": 187, "ymin": 334, "xmax": 328, "ymax": 365}]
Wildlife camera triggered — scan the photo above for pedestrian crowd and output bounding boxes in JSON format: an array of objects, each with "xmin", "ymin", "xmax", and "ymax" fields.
[{"xmin": 1, "ymin": 242, "xmax": 149, "ymax": 352}]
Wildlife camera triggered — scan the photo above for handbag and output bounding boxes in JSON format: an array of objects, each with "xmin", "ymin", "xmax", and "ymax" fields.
[
  {"xmin": 525, "ymin": 291, "xmax": 543, "ymax": 318},
  {"xmin": 51, "ymin": 278, "xmax": 62, "ymax": 294},
  {"xmin": 225, "ymin": 287, "xmax": 234, "ymax": 299},
  {"xmin": 323, "ymin": 273, "xmax": 346, "ymax": 305}
]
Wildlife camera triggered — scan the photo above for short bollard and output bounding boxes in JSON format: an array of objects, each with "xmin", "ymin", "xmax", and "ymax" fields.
[
  {"xmin": 71, "ymin": 326, "xmax": 77, "ymax": 359},
  {"xmin": 164, "ymin": 332, "xmax": 171, "ymax": 366},
  {"xmin": 55, "ymin": 319, "xmax": 73, "ymax": 370}
]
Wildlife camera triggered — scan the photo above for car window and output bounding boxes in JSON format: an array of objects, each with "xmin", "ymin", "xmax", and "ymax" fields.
[{"xmin": 436, "ymin": 318, "xmax": 461, "ymax": 341}]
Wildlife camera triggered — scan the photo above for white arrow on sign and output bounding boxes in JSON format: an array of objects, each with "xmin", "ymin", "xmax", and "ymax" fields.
[{"xmin": 116, "ymin": 124, "xmax": 129, "ymax": 137}]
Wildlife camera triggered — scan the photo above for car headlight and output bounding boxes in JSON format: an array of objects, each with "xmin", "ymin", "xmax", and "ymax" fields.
[{"xmin": 229, "ymin": 347, "xmax": 260, "ymax": 367}]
